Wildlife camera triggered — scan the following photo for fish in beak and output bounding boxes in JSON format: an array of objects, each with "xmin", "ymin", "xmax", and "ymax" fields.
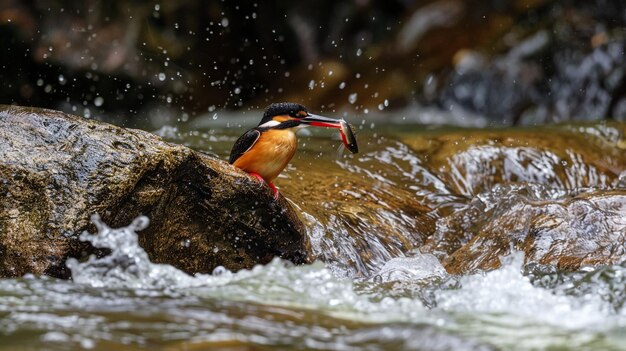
[{"xmin": 301, "ymin": 114, "xmax": 359, "ymax": 154}]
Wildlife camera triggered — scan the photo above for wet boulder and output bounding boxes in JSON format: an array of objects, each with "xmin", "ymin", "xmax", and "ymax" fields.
[
  {"xmin": 408, "ymin": 123, "xmax": 626, "ymax": 274},
  {"xmin": 430, "ymin": 185, "xmax": 626, "ymax": 274},
  {"xmin": 286, "ymin": 170, "xmax": 437, "ymax": 278},
  {"xmin": 401, "ymin": 123, "xmax": 626, "ymax": 197},
  {"xmin": 279, "ymin": 138, "xmax": 443, "ymax": 278},
  {"xmin": 0, "ymin": 105, "xmax": 309, "ymax": 278}
]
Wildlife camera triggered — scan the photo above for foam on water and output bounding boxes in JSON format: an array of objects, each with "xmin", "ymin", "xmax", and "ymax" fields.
[
  {"xmin": 66, "ymin": 215, "xmax": 210, "ymax": 289},
  {"xmin": 371, "ymin": 254, "xmax": 449, "ymax": 283},
  {"xmin": 65, "ymin": 215, "xmax": 430, "ymax": 322},
  {"xmin": 435, "ymin": 253, "xmax": 626, "ymax": 349},
  {"xmin": 436, "ymin": 253, "xmax": 623, "ymax": 329},
  {"xmin": 56, "ymin": 215, "xmax": 626, "ymax": 350}
]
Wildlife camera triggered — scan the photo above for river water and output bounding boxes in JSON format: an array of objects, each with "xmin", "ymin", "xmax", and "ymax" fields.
[{"xmin": 1, "ymin": 114, "xmax": 625, "ymax": 350}]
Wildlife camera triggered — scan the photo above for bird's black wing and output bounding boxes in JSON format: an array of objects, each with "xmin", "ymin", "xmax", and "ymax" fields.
[{"xmin": 229, "ymin": 128, "xmax": 261, "ymax": 164}]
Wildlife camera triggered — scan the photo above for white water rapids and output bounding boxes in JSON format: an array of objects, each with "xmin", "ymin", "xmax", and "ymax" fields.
[{"xmin": 1, "ymin": 215, "xmax": 623, "ymax": 350}]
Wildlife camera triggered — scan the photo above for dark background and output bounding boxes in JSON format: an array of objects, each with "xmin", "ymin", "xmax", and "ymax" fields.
[{"xmin": 1, "ymin": 0, "xmax": 625, "ymax": 126}]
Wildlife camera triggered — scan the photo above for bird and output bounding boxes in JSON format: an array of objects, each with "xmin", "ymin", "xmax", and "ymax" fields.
[{"xmin": 229, "ymin": 102, "xmax": 348, "ymax": 199}]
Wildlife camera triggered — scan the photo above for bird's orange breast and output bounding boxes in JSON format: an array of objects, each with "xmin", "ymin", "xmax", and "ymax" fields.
[{"xmin": 232, "ymin": 129, "xmax": 297, "ymax": 183}]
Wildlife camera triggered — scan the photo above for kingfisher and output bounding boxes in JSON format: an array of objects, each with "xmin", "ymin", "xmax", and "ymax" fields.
[{"xmin": 229, "ymin": 102, "xmax": 357, "ymax": 199}]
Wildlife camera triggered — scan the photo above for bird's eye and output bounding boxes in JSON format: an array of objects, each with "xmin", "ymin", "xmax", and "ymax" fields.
[{"xmin": 288, "ymin": 111, "xmax": 299, "ymax": 118}]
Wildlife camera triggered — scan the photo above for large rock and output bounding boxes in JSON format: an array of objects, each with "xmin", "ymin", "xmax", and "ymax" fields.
[
  {"xmin": 427, "ymin": 184, "xmax": 626, "ymax": 274},
  {"xmin": 0, "ymin": 105, "xmax": 309, "ymax": 278},
  {"xmin": 270, "ymin": 122, "xmax": 626, "ymax": 277},
  {"xmin": 400, "ymin": 123, "xmax": 626, "ymax": 197},
  {"xmin": 276, "ymin": 137, "xmax": 447, "ymax": 278},
  {"xmin": 407, "ymin": 123, "xmax": 626, "ymax": 274},
  {"xmin": 283, "ymin": 163, "xmax": 438, "ymax": 278}
]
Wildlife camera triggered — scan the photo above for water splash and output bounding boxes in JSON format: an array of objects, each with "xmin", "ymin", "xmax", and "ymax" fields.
[
  {"xmin": 435, "ymin": 252, "xmax": 626, "ymax": 349},
  {"xmin": 64, "ymin": 215, "xmax": 429, "ymax": 321},
  {"xmin": 64, "ymin": 215, "xmax": 626, "ymax": 327},
  {"xmin": 438, "ymin": 252, "xmax": 613, "ymax": 328},
  {"xmin": 446, "ymin": 145, "xmax": 611, "ymax": 197},
  {"xmin": 0, "ymin": 215, "xmax": 619, "ymax": 350},
  {"xmin": 66, "ymin": 215, "xmax": 210, "ymax": 289},
  {"xmin": 371, "ymin": 254, "xmax": 449, "ymax": 284},
  {"xmin": 288, "ymin": 139, "xmax": 461, "ymax": 279}
]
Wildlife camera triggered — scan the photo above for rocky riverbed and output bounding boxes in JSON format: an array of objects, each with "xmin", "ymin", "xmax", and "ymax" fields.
[
  {"xmin": 2, "ymin": 106, "xmax": 626, "ymax": 350},
  {"xmin": 2, "ymin": 105, "xmax": 625, "ymax": 280}
]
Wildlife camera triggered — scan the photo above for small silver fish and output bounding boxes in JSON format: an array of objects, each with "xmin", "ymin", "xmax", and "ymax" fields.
[{"xmin": 339, "ymin": 120, "xmax": 358, "ymax": 154}]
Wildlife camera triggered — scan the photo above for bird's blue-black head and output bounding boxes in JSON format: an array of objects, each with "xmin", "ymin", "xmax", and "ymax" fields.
[
  {"xmin": 258, "ymin": 102, "xmax": 309, "ymax": 126},
  {"xmin": 257, "ymin": 102, "xmax": 347, "ymax": 132}
]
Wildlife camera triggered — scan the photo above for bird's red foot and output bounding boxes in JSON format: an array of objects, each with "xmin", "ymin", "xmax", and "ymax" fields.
[
  {"xmin": 268, "ymin": 182, "xmax": 280, "ymax": 200},
  {"xmin": 248, "ymin": 172, "xmax": 280, "ymax": 200},
  {"xmin": 249, "ymin": 172, "xmax": 265, "ymax": 183}
]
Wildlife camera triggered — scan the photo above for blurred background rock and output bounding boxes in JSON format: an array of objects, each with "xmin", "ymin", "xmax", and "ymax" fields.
[{"xmin": 1, "ymin": 0, "xmax": 625, "ymax": 126}]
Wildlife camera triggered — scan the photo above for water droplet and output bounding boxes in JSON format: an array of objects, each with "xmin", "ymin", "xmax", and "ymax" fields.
[
  {"xmin": 356, "ymin": 48, "xmax": 362, "ymax": 56},
  {"xmin": 426, "ymin": 75, "xmax": 434, "ymax": 85},
  {"xmin": 79, "ymin": 338, "xmax": 95, "ymax": 349},
  {"xmin": 221, "ymin": 18, "xmax": 229, "ymax": 27},
  {"xmin": 308, "ymin": 80, "xmax": 315, "ymax": 90},
  {"xmin": 339, "ymin": 82, "xmax": 346, "ymax": 89},
  {"xmin": 234, "ymin": 87, "xmax": 241, "ymax": 94},
  {"xmin": 158, "ymin": 73, "xmax": 166, "ymax": 81},
  {"xmin": 58, "ymin": 74, "xmax": 66, "ymax": 85},
  {"xmin": 212, "ymin": 265, "xmax": 227, "ymax": 275},
  {"xmin": 36, "ymin": 79, "xmax": 44, "ymax": 86},
  {"xmin": 212, "ymin": 113, "xmax": 218, "ymax": 120},
  {"xmin": 94, "ymin": 96, "xmax": 104, "ymax": 107},
  {"xmin": 130, "ymin": 216, "xmax": 150, "ymax": 231},
  {"xmin": 154, "ymin": 4, "xmax": 160, "ymax": 11},
  {"xmin": 348, "ymin": 93, "xmax": 358, "ymax": 104}
]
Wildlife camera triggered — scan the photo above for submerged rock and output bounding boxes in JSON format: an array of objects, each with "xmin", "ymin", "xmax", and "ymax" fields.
[
  {"xmin": 268, "ymin": 122, "xmax": 626, "ymax": 277},
  {"xmin": 401, "ymin": 123, "xmax": 626, "ymax": 196},
  {"xmin": 406, "ymin": 123, "xmax": 626, "ymax": 274},
  {"xmin": 431, "ymin": 185, "xmax": 626, "ymax": 274},
  {"xmin": 0, "ymin": 105, "xmax": 308, "ymax": 278},
  {"xmin": 279, "ymin": 137, "xmax": 442, "ymax": 278}
]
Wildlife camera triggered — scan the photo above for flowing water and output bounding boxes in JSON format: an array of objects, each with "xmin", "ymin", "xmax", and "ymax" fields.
[{"xmin": 1, "ymin": 114, "xmax": 626, "ymax": 350}]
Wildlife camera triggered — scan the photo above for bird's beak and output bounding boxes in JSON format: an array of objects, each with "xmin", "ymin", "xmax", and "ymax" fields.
[{"xmin": 300, "ymin": 114, "xmax": 343, "ymax": 129}]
